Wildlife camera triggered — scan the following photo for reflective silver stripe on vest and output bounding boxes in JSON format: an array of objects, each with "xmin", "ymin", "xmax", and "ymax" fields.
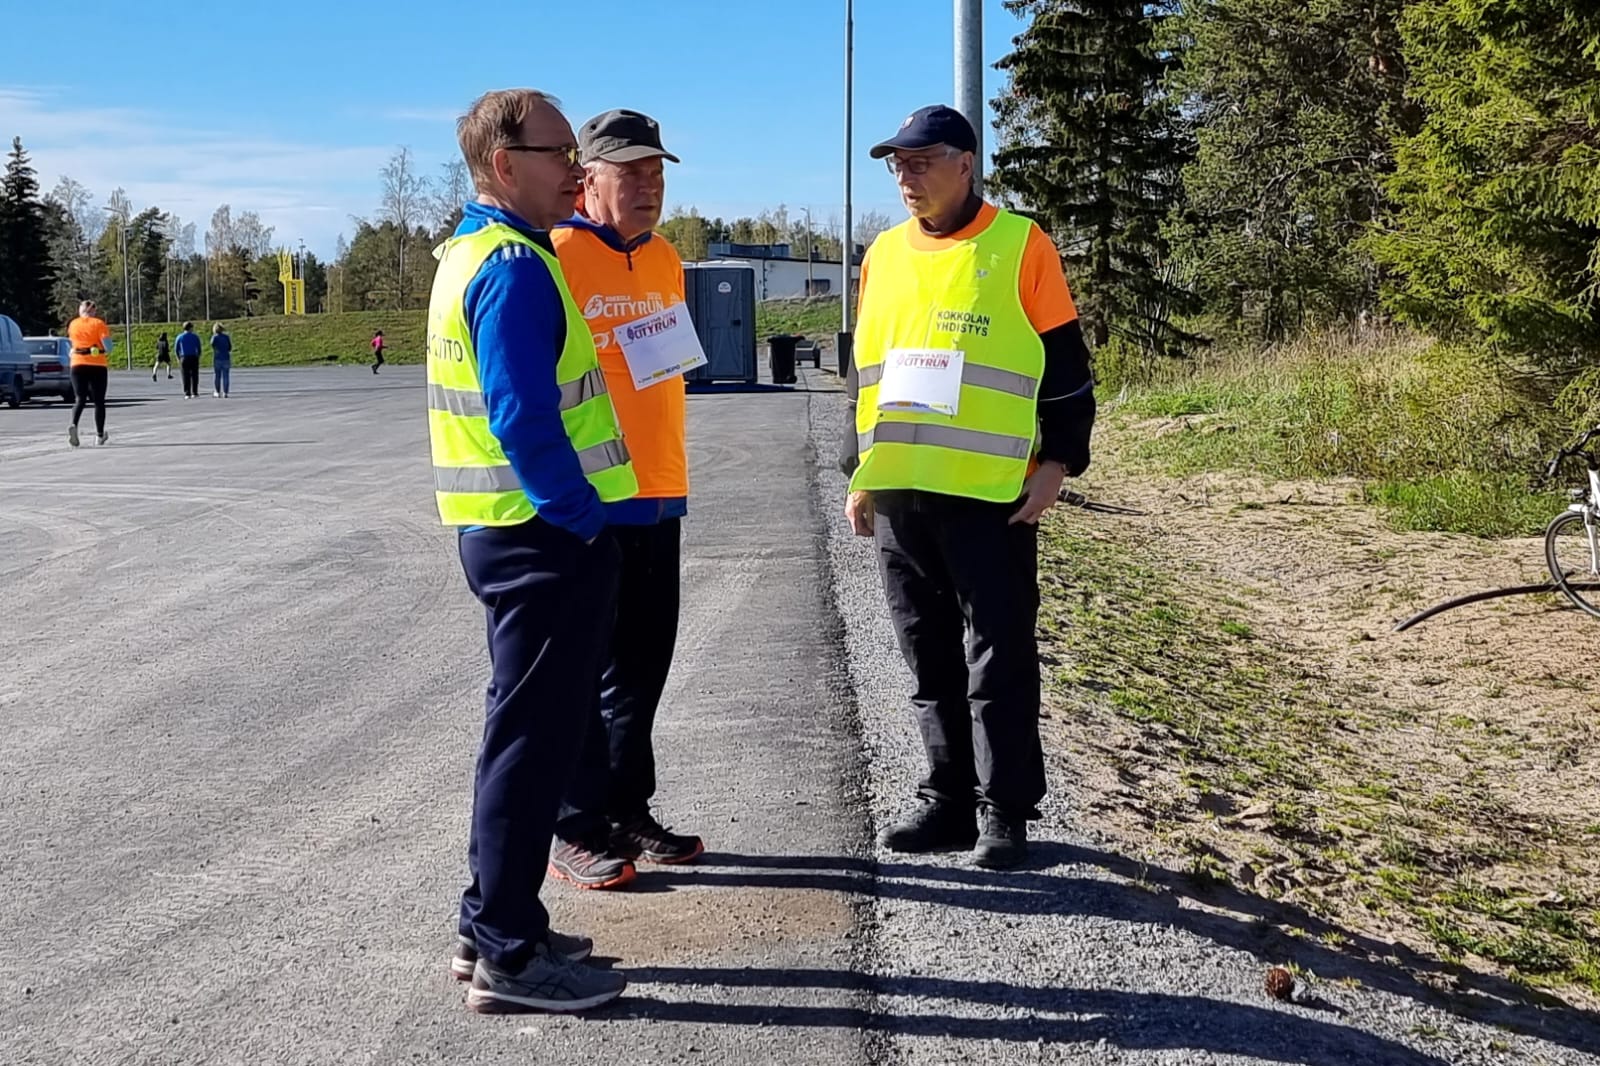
[
  {"xmin": 434, "ymin": 464, "xmax": 522, "ymax": 494},
  {"xmin": 559, "ymin": 368, "xmax": 608, "ymax": 411},
  {"xmin": 964, "ymin": 363, "xmax": 1037, "ymax": 398},
  {"xmin": 576, "ymin": 438, "xmax": 631, "ymax": 475},
  {"xmin": 859, "ymin": 423, "xmax": 1033, "ymax": 460},
  {"xmin": 427, "ymin": 383, "xmax": 488, "ymax": 418},
  {"xmin": 856, "ymin": 360, "xmax": 1036, "ymax": 398}
]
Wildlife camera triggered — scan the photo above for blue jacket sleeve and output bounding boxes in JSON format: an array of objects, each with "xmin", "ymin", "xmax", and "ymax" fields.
[{"xmin": 465, "ymin": 245, "xmax": 605, "ymax": 541}]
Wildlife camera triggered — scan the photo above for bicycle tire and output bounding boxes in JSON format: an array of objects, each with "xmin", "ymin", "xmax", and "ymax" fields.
[{"xmin": 1544, "ymin": 510, "xmax": 1600, "ymax": 619}]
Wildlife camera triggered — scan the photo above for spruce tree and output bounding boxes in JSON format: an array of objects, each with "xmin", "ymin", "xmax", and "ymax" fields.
[
  {"xmin": 1370, "ymin": 1, "xmax": 1600, "ymax": 369},
  {"xmin": 0, "ymin": 137, "xmax": 55, "ymax": 332},
  {"xmin": 1166, "ymin": 0, "xmax": 1414, "ymax": 342},
  {"xmin": 990, "ymin": 0, "xmax": 1195, "ymax": 357}
]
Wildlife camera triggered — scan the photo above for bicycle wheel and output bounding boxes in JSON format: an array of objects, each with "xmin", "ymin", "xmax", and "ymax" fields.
[{"xmin": 1544, "ymin": 510, "xmax": 1600, "ymax": 618}]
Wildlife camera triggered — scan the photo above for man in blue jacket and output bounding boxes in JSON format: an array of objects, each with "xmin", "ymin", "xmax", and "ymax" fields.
[
  {"xmin": 174, "ymin": 322, "xmax": 202, "ymax": 398},
  {"xmin": 429, "ymin": 88, "xmax": 636, "ymax": 1015}
]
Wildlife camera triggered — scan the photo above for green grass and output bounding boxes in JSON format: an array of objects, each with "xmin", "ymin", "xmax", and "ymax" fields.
[
  {"xmin": 754, "ymin": 298, "xmax": 845, "ymax": 341},
  {"xmin": 1040, "ymin": 523, "xmax": 1600, "ymax": 996},
  {"xmin": 1113, "ymin": 330, "xmax": 1569, "ymax": 537},
  {"xmin": 103, "ymin": 298, "xmax": 838, "ymax": 368},
  {"xmin": 1363, "ymin": 474, "xmax": 1565, "ymax": 538},
  {"xmin": 112, "ymin": 312, "xmax": 426, "ymax": 368}
]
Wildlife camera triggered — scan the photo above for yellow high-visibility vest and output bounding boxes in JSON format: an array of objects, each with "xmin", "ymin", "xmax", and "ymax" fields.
[
  {"xmin": 849, "ymin": 208, "xmax": 1044, "ymax": 503},
  {"xmin": 426, "ymin": 224, "xmax": 637, "ymax": 526}
]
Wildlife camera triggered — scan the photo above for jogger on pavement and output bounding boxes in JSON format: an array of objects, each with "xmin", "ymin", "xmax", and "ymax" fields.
[{"xmin": 66, "ymin": 300, "xmax": 113, "ymax": 447}]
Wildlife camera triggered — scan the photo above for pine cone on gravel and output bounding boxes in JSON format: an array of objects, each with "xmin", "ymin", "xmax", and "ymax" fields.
[{"xmin": 1264, "ymin": 965, "xmax": 1296, "ymax": 1001}]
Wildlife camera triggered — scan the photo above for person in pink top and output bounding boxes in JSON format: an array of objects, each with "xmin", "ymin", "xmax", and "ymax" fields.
[{"xmin": 371, "ymin": 329, "xmax": 386, "ymax": 374}]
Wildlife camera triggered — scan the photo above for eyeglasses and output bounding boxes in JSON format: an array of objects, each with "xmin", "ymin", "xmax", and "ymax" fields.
[
  {"xmin": 504, "ymin": 144, "xmax": 581, "ymax": 166},
  {"xmin": 885, "ymin": 149, "xmax": 960, "ymax": 177}
]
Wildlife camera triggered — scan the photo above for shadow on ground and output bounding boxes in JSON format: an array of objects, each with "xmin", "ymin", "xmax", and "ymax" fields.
[{"xmin": 628, "ymin": 845, "xmax": 1597, "ymax": 1061}]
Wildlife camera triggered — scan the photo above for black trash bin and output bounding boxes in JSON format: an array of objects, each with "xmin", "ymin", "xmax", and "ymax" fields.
[
  {"xmin": 768, "ymin": 334, "xmax": 799, "ymax": 385},
  {"xmin": 835, "ymin": 331, "xmax": 853, "ymax": 379}
]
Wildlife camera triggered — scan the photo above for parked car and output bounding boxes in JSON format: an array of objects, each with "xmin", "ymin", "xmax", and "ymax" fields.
[
  {"xmin": 22, "ymin": 336, "xmax": 73, "ymax": 403},
  {"xmin": 0, "ymin": 314, "xmax": 36, "ymax": 409}
]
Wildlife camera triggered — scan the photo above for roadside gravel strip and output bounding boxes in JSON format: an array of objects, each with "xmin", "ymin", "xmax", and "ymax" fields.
[{"xmin": 805, "ymin": 366, "xmax": 1600, "ymax": 1066}]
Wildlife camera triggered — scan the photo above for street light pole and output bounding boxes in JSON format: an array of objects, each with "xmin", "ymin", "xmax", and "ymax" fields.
[
  {"xmin": 123, "ymin": 221, "xmax": 131, "ymax": 369},
  {"xmin": 842, "ymin": 0, "xmax": 854, "ymax": 339},
  {"xmin": 955, "ymin": 0, "xmax": 984, "ymax": 192},
  {"xmin": 106, "ymin": 207, "xmax": 132, "ymax": 370}
]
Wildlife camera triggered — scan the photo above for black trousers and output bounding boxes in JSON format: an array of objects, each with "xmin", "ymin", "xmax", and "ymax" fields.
[
  {"xmin": 456, "ymin": 519, "xmax": 620, "ymax": 970},
  {"xmin": 69, "ymin": 366, "xmax": 108, "ymax": 434},
  {"xmin": 874, "ymin": 491, "xmax": 1046, "ymax": 818},
  {"xmin": 180, "ymin": 356, "xmax": 201, "ymax": 396},
  {"xmin": 557, "ymin": 518, "xmax": 682, "ymax": 841}
]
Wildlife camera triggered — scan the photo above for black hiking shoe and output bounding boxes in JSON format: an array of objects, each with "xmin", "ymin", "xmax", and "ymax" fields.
[
  {"xmin": 610, "ymin": 812, "xmax": 704, "ymax": 865},
  {"xmin": 548, "ymin": 836, "xmax": 636, "ymax": 890},
  {"xmin": 878, "ymin": 800, "xmax": 979, "ymax": 854},
  {"xmin": 973, "ymin": 808, "xmax": 1028, "ymax": 870}
]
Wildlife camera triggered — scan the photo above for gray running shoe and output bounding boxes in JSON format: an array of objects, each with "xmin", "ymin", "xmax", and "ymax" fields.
[
  {"xmin": 465, "ymin": 942, "xmax": 625, "ymax": 1014},
  {"xmin": 450, "ymin": 930, "xmax": 593, "ymax": 981}
]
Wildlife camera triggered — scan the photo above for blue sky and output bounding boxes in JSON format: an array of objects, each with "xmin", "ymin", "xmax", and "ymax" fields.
[{"xmin": 1, "ymin": 1, "xmax": 1028, "ymax": 258}]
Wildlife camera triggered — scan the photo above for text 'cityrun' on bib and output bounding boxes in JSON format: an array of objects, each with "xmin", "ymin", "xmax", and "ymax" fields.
[
  {"xmin": 615, "ymin": 301, "xmax": 708, "ymax": 390},
  {"xmin": 877, "ymin": 348, "xmax": 965, "ymax": 416}
]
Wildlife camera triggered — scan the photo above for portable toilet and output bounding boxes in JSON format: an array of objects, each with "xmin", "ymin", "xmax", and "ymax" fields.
[{"xmin": 683, "ymin": 262, "xmax": 757, "ymax": 384}]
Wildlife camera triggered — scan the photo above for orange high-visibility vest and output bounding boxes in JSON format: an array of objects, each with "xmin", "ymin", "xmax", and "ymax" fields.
[{"xmin": 552, "ymin": 225, "xmax": 689, "ymax": 500}]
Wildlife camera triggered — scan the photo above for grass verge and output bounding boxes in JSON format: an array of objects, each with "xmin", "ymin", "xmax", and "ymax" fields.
[
  {"xmin": 1109, "ymin": 331, "xmax": 1568, "ymax": 536},
  {"xmin": 1040, "ymin": 520, "xmax": 1600, "ymax": 998},
  {"xmin": 103, "ymin": 299, "xmax": 841, "ymax": 368}
]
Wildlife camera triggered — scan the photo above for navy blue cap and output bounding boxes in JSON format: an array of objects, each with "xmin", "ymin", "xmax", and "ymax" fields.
[{"xmin": 869, "ymin": 105, "xmax": 978, "ymax": 159}]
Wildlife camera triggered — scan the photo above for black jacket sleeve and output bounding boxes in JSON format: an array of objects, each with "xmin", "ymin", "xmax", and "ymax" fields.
[
  {"xmin": 838, "ymin": 319, "xmax": 1096, "ymax": 479},
  {"xmin": 1036, "ymin": 319, "xmax": 1096, "ymax": 476},
  {"xmin": 840, "ymin": 353, "xmax": 862, "ymax": 476}
]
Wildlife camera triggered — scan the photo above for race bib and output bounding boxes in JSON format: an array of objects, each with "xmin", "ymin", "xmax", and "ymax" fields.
[
  {"xmin": 615, "ymin": 302, "xmax": 708, "ymax": 390},
  {"xmin": 877, "ymin": 348, "xmax": 964, "ymax": 416}
]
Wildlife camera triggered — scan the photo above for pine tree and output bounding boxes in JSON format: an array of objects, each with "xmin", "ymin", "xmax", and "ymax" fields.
[
  {"xmin": 990, "ymin": 0, "xmax": 1196, "ymax": 358},
  {"xmin": 0, "ymin": 137, "xmax": 55, "ymax": 332},
  {"xmin": 1166, "ymin": 0, "xmax": 1414, "ymax": 343},
  {"xmin": 1370, "ymin": 1, "xmax": 1600, "ymax": 369}
]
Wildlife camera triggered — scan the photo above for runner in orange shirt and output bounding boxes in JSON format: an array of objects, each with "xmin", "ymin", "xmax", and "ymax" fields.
[{"xmin": 66, "ymin": 299, "xmax": 114, "ymax": 447}]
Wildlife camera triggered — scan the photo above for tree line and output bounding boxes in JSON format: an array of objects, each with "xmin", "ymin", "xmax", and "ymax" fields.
[
  {"xmin": 0, "ymin": 134, "xmax": 893, "ymax": 336},
  {"xmin": 989, "ymin": 0, "xmax": 1600, "ymax": 382}
]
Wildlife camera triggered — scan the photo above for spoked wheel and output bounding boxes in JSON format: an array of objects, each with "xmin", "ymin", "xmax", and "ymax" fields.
[{"xmin": 1544, "ymin": 510, "xmax": 1600, "ymax": 619}]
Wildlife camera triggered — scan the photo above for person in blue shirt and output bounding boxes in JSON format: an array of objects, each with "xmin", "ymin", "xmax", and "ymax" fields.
[
  {"xmin": 174, "ymin": 322, "xmax": 202, "ymax": 398},
  {"xmin": 209, "ymin": 324, "xmax": 233, "ymax": 397},
  {"xmin": 436, "ymin": 88, "xmax": 628, "ymax": 1016}
]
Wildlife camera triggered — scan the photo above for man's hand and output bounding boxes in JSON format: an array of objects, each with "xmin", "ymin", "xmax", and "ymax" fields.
[
  {"xmin": 1009, "ymin": 460, "xmax": 1067, "ymax": 525},
  {"xmin": 845, "ymin": 490, "xmax": 876, "ymax": 537}
]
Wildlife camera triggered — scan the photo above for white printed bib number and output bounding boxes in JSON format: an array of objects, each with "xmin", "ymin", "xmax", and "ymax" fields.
[
  {"xmin": 876, "ymin": 348, "xmax": 964, "ymax": 416},
  {"xmin": 615, "ymin": 301, "xmax": 708, "ymax": 389}
]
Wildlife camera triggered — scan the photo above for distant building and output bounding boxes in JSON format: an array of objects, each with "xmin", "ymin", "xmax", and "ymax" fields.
[{"xmin": 696, "ymin": 242, "xmax": 863, "ymax": 301}]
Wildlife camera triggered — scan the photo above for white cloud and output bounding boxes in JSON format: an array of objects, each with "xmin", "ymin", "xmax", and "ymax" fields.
[
  {"xmin": 0, "ymin": 87, "xmax": 417, "ymax": 257},
  {"xmin": 373, "ymin": 106, "xmax": 464, "ymax": 125}
]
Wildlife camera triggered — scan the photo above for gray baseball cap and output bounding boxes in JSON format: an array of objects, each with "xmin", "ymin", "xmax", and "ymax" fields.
[{"xmin": 579, "ymin": 109, "xmax": 681, "ymax": 164}]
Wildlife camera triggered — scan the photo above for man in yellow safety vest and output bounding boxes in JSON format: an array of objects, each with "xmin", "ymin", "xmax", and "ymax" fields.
[
  {"xmin": 842, "ymin": 105, "xmax": 1097, "ymax": 870},
  {"xmin": 426, "ymin": 87, "xmax": 637, "ymax": 1015}
]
